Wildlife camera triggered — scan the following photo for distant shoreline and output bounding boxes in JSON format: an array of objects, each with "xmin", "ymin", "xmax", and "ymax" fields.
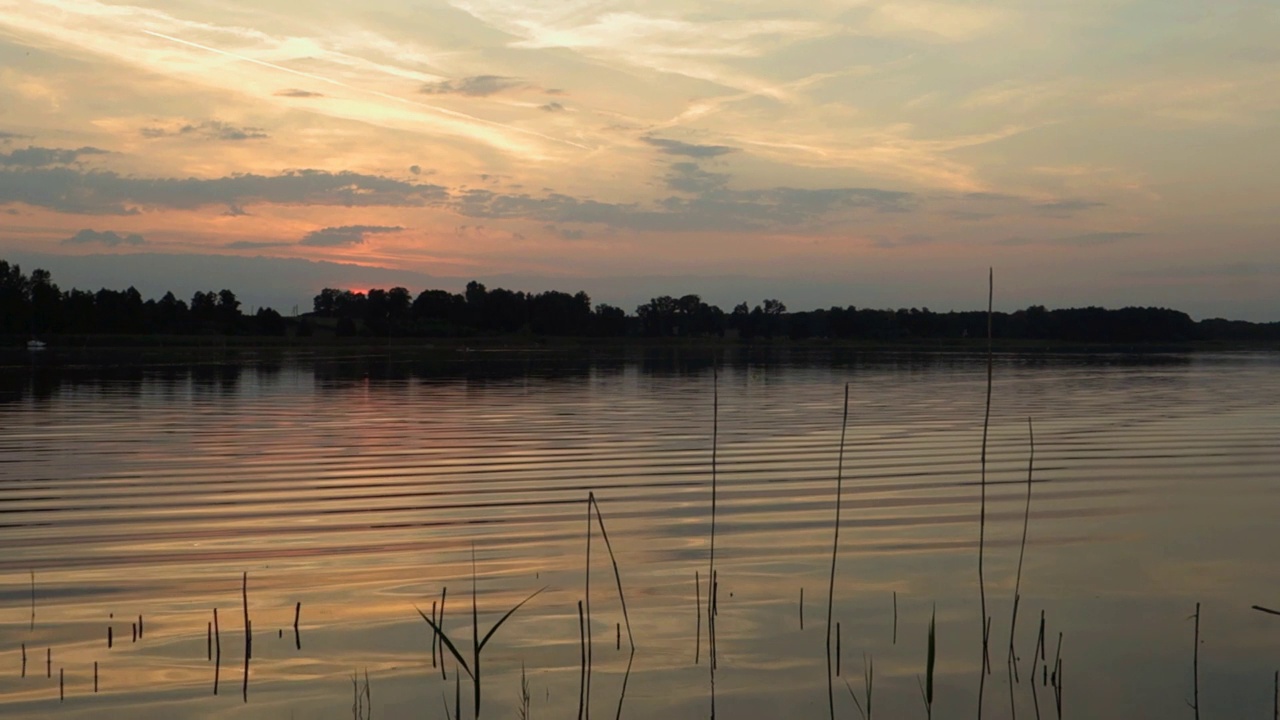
[{"xmin": 6, "ymin": 333, "xmax": 1280, "ymax": 356}]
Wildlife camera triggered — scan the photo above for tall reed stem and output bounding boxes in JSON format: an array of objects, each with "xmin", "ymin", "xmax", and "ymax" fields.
[
  {"xmin": 708, "ymin": 365, "xmax": 719, "ymax": 718},
  {"xmin": 977, "ymin": 268, "xmax": 994, "ymax": 719},
  {"xmin": 826, "ymin": 383, "xmax": 851, "ymax": 720},
  {"xmin": 1008, "ymin": 418, "xmax": 1036, "ymax": 683}
]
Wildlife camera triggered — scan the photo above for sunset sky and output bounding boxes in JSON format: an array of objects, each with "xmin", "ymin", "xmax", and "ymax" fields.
[{"xmin": 1, "ymin": 0, "xmax": 1277, "ymax": 318}]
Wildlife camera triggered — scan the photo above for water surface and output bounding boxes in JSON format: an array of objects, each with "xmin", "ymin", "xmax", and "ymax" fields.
[{"xmin": 2, "ymin": 348, "xmax": 1278, "ymax": 718}]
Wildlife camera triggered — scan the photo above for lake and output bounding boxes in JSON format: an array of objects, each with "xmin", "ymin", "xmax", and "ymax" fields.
[{"xmin": 1, "ymin": 347, "xmax": 1278, "ymax": 719}]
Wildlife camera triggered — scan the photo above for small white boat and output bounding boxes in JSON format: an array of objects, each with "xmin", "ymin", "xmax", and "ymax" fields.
[{"xmin": 27, "ymin": 339, "xmax": 47, "ymax": 351}]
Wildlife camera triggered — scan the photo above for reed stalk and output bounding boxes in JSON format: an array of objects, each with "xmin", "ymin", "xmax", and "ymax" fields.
[
  {"xmin": 584, "ymin": 499, "xmax": 593, "ymax": 718},
  {"xmin": 1009, "ymin": 418, "xmax": 1036, "ymax": 683},
  {"xmin": 826, "ymin": 383, "xmax": 851, "ymax": 720},
  {"xmin": 518, "ymin": 662, "xmax": 531, "ymax": 720},
  {"xmin": 578, "ymin": 600, "xmax": 586, "ymax": 720},
  {"xmin": 708, "ymin": 365, "xmax": 719, "ymax": 718},
  {"xmin": 978, "ymin": 267, "xmax": 994, "ymax": 718},
  {"xmin": 695, "ymin": 571, "xmax": 701, "ymax": 665},
  {"xmin": 589, "ymin": 493, "xmax": 635, "ymax": 654},
  {"xmin": 242, "ymin": 572, "xmax": 251, "ymax": 703},
  {"xmin": 847, "ymin": 653, "xmax": 874, "ymax": 720},
  {"xmin": 918, "ymin": 604, "xmax": 937, "ymax": 720},
  {"xmin": 1190, "ymin": 603, "xmax": 1200, "ymax": 720},
  {"xmin": 440, "ymin": 587, "xmax": 448, "ymax": 681}
]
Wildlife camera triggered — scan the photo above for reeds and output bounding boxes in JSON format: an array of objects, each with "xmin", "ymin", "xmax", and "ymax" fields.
[
  {"xmin": 243, "ymin": 572, "xmax": 251, "ymax": 703},
  {"xmin": 695, "ymin": 572, "xmax": 701, "ymax": 664},
  {"xmin": 978, "ymin": 267, "xmax": 994, "ymax": 716},
  {"xmin": 1190, "ymin": 603, "xmax": 1200, "ymax": 720},
  {"xmin": 584, "ymin": 497, "xmax": 593, "ymax": 717},
  {"xmin": 351, "ymin": 668, "xmax": 371, "ymax": 720},
  {"xmin": 583, "ymin": 491, "xmax": 637, "ymax": 720},
  {"xmin": 918, "ymin": 604, "xmax": 936, "ymax": 720},
  {"xmin": 416, "ymin": 547, "xmax": 546, "ymax": 719},
  {"xmin": 578, "ymin": 600, "xmax": 586, "ymax": 720},
  {"xmin": 1009, "ymin": 418, "xmax": 1036, "ymax": 683},
  {"xmin": 708, "ymin": 365, "xmax": 719, "ymax": 718},
  {"xmin": 213, "ymin": 607, "xmax": 221, "ymax": 696},
  {"xmin": 847, "ymin": 653, "xmax": 874, "ymax": 720},
  {"xmin": 440, "ymin": 587, "xmax": 449, "ymax": 680},
  {"xmin": 826, "ymin": 383, "xmax": 851, "ymax": 720},
  {"xmin": 518, "ymin": 662, "xmax": 531, "ymax": 720}
]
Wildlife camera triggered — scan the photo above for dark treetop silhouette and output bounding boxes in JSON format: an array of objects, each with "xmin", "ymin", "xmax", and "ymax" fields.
[{"xmin": 2, "ymin": 259, "xmax": 1278, "ymax": 344}]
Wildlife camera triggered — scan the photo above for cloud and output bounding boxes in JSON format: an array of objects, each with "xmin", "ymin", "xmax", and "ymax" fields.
[
  {"xmin": 62, "ymin": 229, "xmax": 146, "ymax": 246},
  {"xmin": 665, "ymin": 162, "xmax": 730, "ymax": 194},
  {"xmin": 274, "ymin": 89, "xmax": 324, "ymax": 98},
  {"xmin": 224, "ymin": 240, "xmax": 292, "ymax": 249},
  {"xmin": 409, "ymin": 165, "xmax": 422, "ymax": 175},
  {"xmin": 642, "ymin": 137, "xmax": 737, "ymax": 158},
  {"xmin": 420, "ymin": 75, "xmax": 524, "ymax": 97},
  {"xmin": 1124, "ymin": 262, "xmax": 1280, "ymax": 280},
  {"xmin": 999, "ymin": 231, "xmax": 1146, "ymax": 247},
  {"xmin": 1036, "ymin": 199, "xmax": 1106, "ymax": 216},
  {"xmin": 142, "ymin": 121, "xmax": 269, "ymax": 141},
  {"xmin": 873, "ymin": 233, "xmax": 936, "ymax": 249},
  {"xmin": 539, "ymin": 102, "xmax": 565, "ymax": 112},
  {"xmin": 299, "ymin": 225, "xmax": 403, "ymax": 247},
  {"xmin": 0, "ymin": 146, "xmax": 109, "ymax": 167},
  {"xmin": 543, "ymin": 224, "xmax": 587, "ymax": 240},
  {"xmin": 454, "ymin": 179, "xmax": 914, "ymax": 233},
  {"xmin": 0, "ymin": 131, "xmax": 29, "ymax": 142},
  {"xmin": 0, "ymin": 167, "xmax": 449, "ymax": 215}
]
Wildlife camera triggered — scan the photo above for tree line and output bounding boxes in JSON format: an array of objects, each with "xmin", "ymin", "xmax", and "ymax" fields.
[
  {"xmin": 3, "ymin": 259, "xmax": 1278, "ymax": 344},
  {"xmin": 1, "ymin": 260, "xmax": 285, "ymax": 336}
]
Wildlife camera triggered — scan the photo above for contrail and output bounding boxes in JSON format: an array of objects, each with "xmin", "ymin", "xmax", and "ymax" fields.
[{"xmin": 141, "ymin": 29, "xmax": 588, "ymax": 150}]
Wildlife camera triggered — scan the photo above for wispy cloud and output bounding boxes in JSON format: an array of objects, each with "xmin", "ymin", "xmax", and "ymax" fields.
[
  {"xmin": 141, "ymin": 120, "xmax": 269, "ymax": 141},
  {"xmin": 454, "ymin": 177, "xmax": 914, "ymax": 233},
  {"xmin": 0, "ymin": 167, "xmax": 448, "ymax": 215},
  {"xmin": 224, "ymin": 240, "xmax": 293, "ymax": 249},
  {"xmin": 540, "ymin": 102, "xmax": 565, "ymax": 112},
  {"xmin": 643, "ymin": 137, "xmax": 737, "ymax": 158},
  {"xmin": 1036, "ymin": 199, "xmax": 1107, "ymax": 216},
  {"xmin": 421, "ymin": 75, "xmax": 524, "ymax": 97},
  {"xmin": 999, "ymin": 231, "xmax": 1146, "ymax": 247},
  {"xmin": 873, "ymin": 233, "xmax": 936, "ymax": 249},
  {"xmin": 299, "ymin": 225, "xmax": 404, "ymax": 247},
  {"xmin": 273, "ymin": 88, "xmax": 324, "ymax": 98},
  {"xmin": 62, "ymin": 228, "xmax": 145, "ymax": 246}
]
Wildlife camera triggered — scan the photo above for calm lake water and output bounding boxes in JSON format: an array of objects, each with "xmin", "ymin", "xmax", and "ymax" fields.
[{"xmin": 1, "ymin": 347, "xmax": 1278, "ymax": 719}]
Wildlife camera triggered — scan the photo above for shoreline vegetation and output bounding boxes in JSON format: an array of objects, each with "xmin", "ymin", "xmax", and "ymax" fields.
[{"xmin": 4, "ymin": 258, "xmax": 1279, "ymax": 352}]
